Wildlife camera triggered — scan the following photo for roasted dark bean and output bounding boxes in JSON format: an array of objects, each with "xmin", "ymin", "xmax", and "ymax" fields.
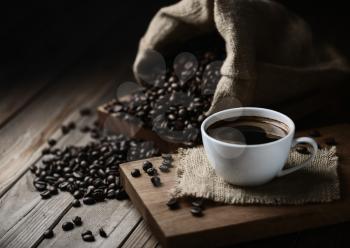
[
  {"xmin": 190, "ymin": 206, "xmax": 203, "ymax": 217},
  {"xmin": 166, "ymin": 198, "xmax": 179, "ymax": 210},
  {"xmin": 159, "ymin": 164, "xmax": 169, "ymax": 173},
  {"xmin": 115, "ymin": 189, "xmax": 128, "ymax": 200},
  {"xmin": 43, "ymin": 229, "xmax": 54, "ymax": 239},
  {"xmin": 72, "ymin": 216, "xmax": 82, "ymax": 226},
  {"xmin": 131, "ymin": 169, "xmax": 141, "ymax": 177},
  {"xmin": 151, "ymin": 176, "xmax": 161, "ymax": 187},
  {"xmin": 62, "ymin": 221, "xmax": 74, "ymax": 231},
  {"xmin": 99, "ymin": 228, "xmax": 107, "ymax": 238},
  {"xmin": 40, "ymin": 190, "xmax": 51, "ymax": 199},
  {"xmin": 83, "ymin": 197, "xmax": 96, "ymax": 205},
  {"xmin": 61, "ymin": 125, "xmax": 70, "ymax": 135},
  {"xmin": 142, "ymin": 161, "xmax": 153, "ymax": 172},
  {"xmin": 146, "ymin": 167, "xmax": 157, "ymax": 176},
  {"xmin": 48, "ymin": 139, "xmax": 57, "ymax": 147},
  {"xmin": 80, "ymin": 108, "xmax": 92, "ymax": 116},
  {"xmin": 72, "ymin": 199, "xmax": 81, "ymax": 208}
]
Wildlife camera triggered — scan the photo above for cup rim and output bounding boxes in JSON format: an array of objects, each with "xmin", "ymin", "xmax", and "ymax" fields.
[{"xmin": 201, "ymin": 107, "xmax": 295, "ymax": 148}]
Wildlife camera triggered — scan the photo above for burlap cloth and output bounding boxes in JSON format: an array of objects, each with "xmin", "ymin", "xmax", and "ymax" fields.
[
  {"xmin": 172, "ymin": 146, "xmax": 339, "ymax": 205},
  {"xmin": 133, "ymin": 0, "xmax": 350, "ymax": 118}
]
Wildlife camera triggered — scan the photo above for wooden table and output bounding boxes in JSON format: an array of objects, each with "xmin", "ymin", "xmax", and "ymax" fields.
[{"xmin": 1, "ymin": 7, "xmax": 350, "ymax": 248}]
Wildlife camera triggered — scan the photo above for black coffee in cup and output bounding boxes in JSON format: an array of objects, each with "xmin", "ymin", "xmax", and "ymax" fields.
[{"xmin": 206, "ymin": 116, "xmax": 289, "ymax": 145}]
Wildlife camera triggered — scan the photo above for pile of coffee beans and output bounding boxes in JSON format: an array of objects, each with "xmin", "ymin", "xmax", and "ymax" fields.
[
  {"xmin": 31, "ymin": 115, "xmax": 159, "ymax": 206},
  {"xmin": 104, "ymin": 50, "xmax": 223, "ymax": 145}
]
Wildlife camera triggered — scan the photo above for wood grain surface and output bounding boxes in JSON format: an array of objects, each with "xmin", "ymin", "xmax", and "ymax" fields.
[{"xmin": 120, "ymin": 124, "xmax": 350, "ymax": 248}]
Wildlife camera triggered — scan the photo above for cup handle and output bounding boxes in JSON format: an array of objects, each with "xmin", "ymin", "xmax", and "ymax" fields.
[{"xmin": 277, "ymin": 137, "xmax": 318, "ymax": 177}]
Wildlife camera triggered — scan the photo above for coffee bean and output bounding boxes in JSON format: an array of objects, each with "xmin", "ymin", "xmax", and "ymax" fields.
[
  {"xmin": 159, "ymin": 164, "xmax": 169, "ymax": 173},
  {"xmin": 106, "ymin": 189, "xmax": 116, "ymax": 199},
  {"xmin": 48, "ymin": 139, "xmax": 57, "ymax": 147},
  {"xmin": 80, "ymin": 108, "xmax": 92, "ymax": 116},
  {"xmin": 73, "ymin": 190, "xmax": 83, "ymax": 199},
  {"xmin": 146, "ymin": 168, "xmax": 157, "ymax": 176},
  {"xmin": 162, "ymin": 154, "xmax": 172, "ymax": 160},
  {"xmin": 72, "ymin": 199, "xmax": 81, "ymax": 207},
  {"xmin": 68, "ymin": 121, "xmax": 76, "ymax": 130},
  {"xmin": 142, "ymin": 161, "xmax": 153, "ymax": 172},
  {"xmin": 166, "ymin": 198, "xmax": 179, "ymax": 210},
  {"xmin": 309, "ymin": 130, "xmax": 321, "ymax": 137},
  {"xmin": 190, "ymin": 206, "xmax": 203, "ymax": 217},
  {"xmin": 72, "ymin": 216, "xmax": 82, "ymax": 226},
  {"xmin": 41, "ymin": 148, "xmax": 51, "ymax": 155},
  {"xmin": 82, "ymin": 232, "xmax": 95, "ymax": 242},
  {"xmin": 99, "ymin": 228, "xmax": 107, "ymax": 238},
  {"xmin": 151, "ymin": 176, "xmax": 161, "ymax": 187},
  {"xmin": 62, "ymin": 221, "xmax": 74, "ymax": 231},
  {"xmin": 34, "ymin": 181, "xmax": 47, "ymax": 191},
  {"xmin": 115, "ymin": 189, "xmax": 128, "ymax": 200},
  {"xmin": 191, "ymin": 198, "xmax": 205, "ymax": 208},
  {"xmin": 131, "ymin": 169, "xmax": 141, "ymax": 177},
  {"xmin": 83, "ymin": 197, "xmax": 96, "ymax": 205},
  {"xmin": 324, "ymin": 137, "xmax": 337, "ymax": 146},
  {"xmin": 43, "ymin": 229, "xmax": 54, "ymax": 239},
  {"xmin": 80, "ymin": 126, "xmax": 91, "ymax": 133},
  {"xmin": 47, "ymin": 185, "xmax": 58, "ymax": 195},
  {"xmin": 61, "ymin": 125, "xmax": 70, "ymax": 135},
  {"xmin": 40, "ymin": 190, "xmax": 51, "ymax": 199}
]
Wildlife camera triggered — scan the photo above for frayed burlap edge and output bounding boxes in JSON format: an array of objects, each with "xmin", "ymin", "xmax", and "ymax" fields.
[{"xmin": 171, "ymin": 146, "xmax": 339, "ymax": 205}]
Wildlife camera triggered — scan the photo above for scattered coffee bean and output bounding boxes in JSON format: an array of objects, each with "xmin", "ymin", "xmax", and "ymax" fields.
[
  {"xmin": 131, "ymin": 168, "xmax": 141, "ymax": 177},
  {"xmin": 72, "ymin": 216, "xmax": 82, "ymax": 226},
  {"xmin": 80, "ymin": 125, "xmax": 91, "ymax": 133},
  {"xmin": 146, "ymin": 167, "xmax": 157, "ymax": 176},
  {"xmin": 48, "ymin": 139, "xmax": 57, "ymax": 147},
  {"xmin": 296, "ymin": 146, "xmax": 310, "ymax": 155},
  {"xmin": 309, "ymin": 130, "xmax": 321, "ymax": 137},
  {"xmin": 166, "ymin": 198, "xmax": 179, "ymax": 210},
  {"xmin": 82, "ymin": 230, "xmax": 95, "ymax": 242},
  {"xmin": 40, "ymin": 190, "xmax": 51, "ymax": 199},
  {"xmin": 47, "ymin": 185, "xmax": 58, "ymax": 195},
  {"xmin": 62, "ymin": 221, "xmax": 74, "ymax": 231},
  {"xmin": 115, "ymin": 189, "xmax": 128, "ymax": 200},
  {"xmin": 159, "ymin": 164, "xmax": 169, "ymax": 173},
  {"xmin": 191, "ymin": 198, "xmax": 205, "ymax": 208},
  {"xmin": 68, "ymin": 121, "xmax": 76, "ymax": 130},
  {"xmin": 190, "ymin": 206, "xmax": 203, "ymax": 217},
  {"xmin": 324, "ymin": 137, "xmax": 337, "ymax": 146},
  {"xmin": 142, "ymin": 161, "xmax": 153, "ymax": 172},
  {"xmin": 41, "ymin": 148, "xmax": 51, "ymax": 155},
  {"xmin": 80, "ymin": 108, "xmax": 92, "ymax": 116},
  {"xmin": 99, "ymin": 228, "xmax": 107, "ymax": 238},
  {"xmin": 151, "ymin": 176, "xmax": 161, "ymax": 187},
  {"xmin": 61, "ymin": 125, "xmax": 70, "ymax": 135},
  {"xmin": 43, "ymin": 229, "xmax": 54, "ymax": 239},
  {"xmin": 83, "ymin": 197, "xmax": 96, "ymax": 205},
  {"xmin": 72, "ymin": 199, "xmax": 81, "ymax": 208},
  {"xmin": 162, "ymin": 154, "xmax": 172, "ymax": 160}
]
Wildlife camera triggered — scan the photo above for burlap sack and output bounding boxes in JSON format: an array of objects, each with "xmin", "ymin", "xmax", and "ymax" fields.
[{"xmin": 133, "ymin": 0, "xmax": 350, "ymax": 118}]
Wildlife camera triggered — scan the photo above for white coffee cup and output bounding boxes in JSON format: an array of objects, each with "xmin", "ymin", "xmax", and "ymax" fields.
[{"xmin": 201, "ymin": 107, "xmax": 317, "ymax": 186}]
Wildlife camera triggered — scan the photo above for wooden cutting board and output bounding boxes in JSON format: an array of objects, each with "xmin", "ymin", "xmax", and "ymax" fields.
[{"xmin": 120, "ymin": 124, "xmax": 350, "ymax": 248}]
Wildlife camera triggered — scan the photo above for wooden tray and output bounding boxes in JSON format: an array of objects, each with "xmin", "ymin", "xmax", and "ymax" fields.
[
  {"xmin": 120, "ymin": 124, "xmax": 350, "ymax": 248},
  {"xmin": 97, "ymin": 102, "xmax": 181, "ymax": 153}
]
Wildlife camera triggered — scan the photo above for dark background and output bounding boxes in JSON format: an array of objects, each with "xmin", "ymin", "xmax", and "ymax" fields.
[{"xmin": 0, "ymin": 0, "xmax": 349, "ymax": 86}]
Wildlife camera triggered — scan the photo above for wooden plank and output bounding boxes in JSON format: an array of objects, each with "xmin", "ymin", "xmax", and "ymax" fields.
[
  {"xmin": 0, "ymin": 111, "xmax": 98, "ymax": 239},
  {"xmin": 37, "ymin": 201, "xmax": 141, "ymax": 248},
  {"xmin": 0, "ymin": 33, "xmax": 132, "ymax": 198},
  {"xmin": 121, "ymin": 220, "xmax": 159, "ymax": 248},
  {"xmin": 120, "ymin": 124, "xmax": 350, "ymax": 248}
]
